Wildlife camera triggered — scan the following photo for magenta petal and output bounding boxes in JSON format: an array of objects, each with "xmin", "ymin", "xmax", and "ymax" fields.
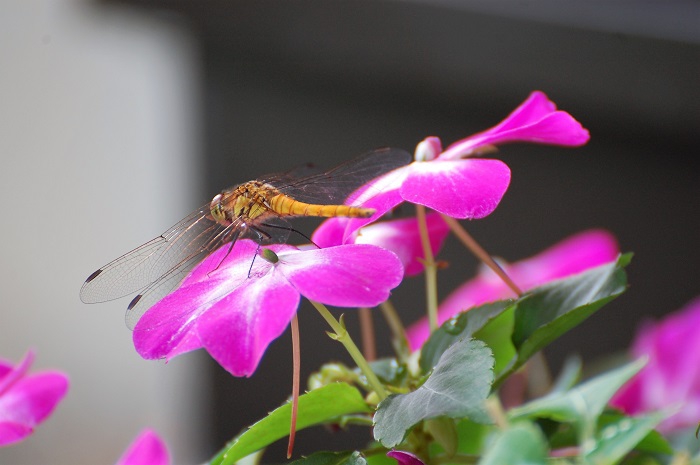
[
  {"xmin": 184, "ymin": 240, "xmax": 259, "ymax": 285},
  {"xmin": 132, "ymin": 279, "xmax": 228, "ymax": 360},
  {"xmin": 401, "ymin": 159, "xmax": 511, "ymax": 219},
  {"xmin": 0, "ymin": 351, "xmax": 35, "ymax": 396},
  {"xmin": 116, "ymin": 429, "xmax": 170, "ymax": 465},
  {"xmin": 356, "ymin": 214, "xmax": 449, "ymax": 276},
  {"xmin": 440, "ymin": 91, "xmax": 589, "ymax": 159},
  {"xmin": 387, "ymin": 450, "xmax": 426, "ymax": 465},
  {"xmin": 312, "ymin": 217, "xmax": 351, "ymax": 248},
  {"xmin": 197, "ymin": 271, "xmax": 300, "ymax": 377},
  {"xmin": 611, "ymin": 296, "xmax": 700, "ymax": 433},
  {"xmin": 280, "ymin": 245, "xmax": 403, "ymax": 307},
  {"xmin": 0, "ymin": 372, "xmax": 69, "ymax": 446},
  {"xmin": 342, "ymin": 189, "xmax": 406, "ymax": 244}
]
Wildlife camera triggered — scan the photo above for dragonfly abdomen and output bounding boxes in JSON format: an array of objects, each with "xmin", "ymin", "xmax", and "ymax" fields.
[{"xmin": 269, "ymin": 194, "xmax": 374, "ymax": 218}]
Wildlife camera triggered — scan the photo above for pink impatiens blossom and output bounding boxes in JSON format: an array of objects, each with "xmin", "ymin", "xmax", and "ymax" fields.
[
  {"xmin": 115, "ymin": 429, "xmax": 169, "ymax": 465},
  {"xmin": 406, "ymin": 229, "xmax": 619, "ymax": 350},
  {"xmin": 133, "ymin": 239, "xmax": 403, "ymax": 377},
  {"xmin": 0, "ymin": 350, "xmax": 69, "ymax": 447},
  {"xmin": 313, "ymin": 212, "xmax": 450, "ymax": 276},
  {"xmin": 610, "ymin": 296, "xmax": 700, "ymax": 434},
  {"xmin": 326, "ymin": 91, "xmax": 589, "ymax": 243}
]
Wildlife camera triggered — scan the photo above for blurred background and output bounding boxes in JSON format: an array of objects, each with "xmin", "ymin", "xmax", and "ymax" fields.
[{"xmin": 0, "ymin": 1, "xmax": 697, "ymax": 463}]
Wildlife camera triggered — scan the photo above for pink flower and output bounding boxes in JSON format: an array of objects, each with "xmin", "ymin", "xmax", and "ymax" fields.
[
  {"xmin": 115, "ymin": 429, "xmax": 169, "ymax": 465},
  {"xmin": 610, "ymin": 296, "xmax": 700, "ymax": 434},
  {"xmin": 327, "ymin": 91, "xmax": 589, "ymax": 243},
  {"xmin": 133, "ymin": 240, "xmax": 403, "ymax": 377},
  {"xmin": 406, "ymin": 230, "xmax": 619, "ymax": 350},
  {"xmin": 0, "ymin": 351, "xmax": 69, "ymax": 447},
  {"xmin": 313, "ymin": 213, "xmax": 450, "ymax": 276}
]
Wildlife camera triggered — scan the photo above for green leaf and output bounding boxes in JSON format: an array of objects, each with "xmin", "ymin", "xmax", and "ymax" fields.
[
  {"xmin": 508, "ymin": 359, "xmax": 645, "ymax": 435},
  {"xmin": 420, "ymin": 301, "xmax": 513, "ymax": 373},
  {"xmin": 374, "ymin": 338, "xmax": 494, "ymax": 448},
  {"xmin": 477, "ymin": 422, "xmax": 548, "ymax": 465},
  {"xmin": 210, "ymin": 384, "xmax": 372, "ymax": 465},
  {"xmin": 586, "ymin": 412, "xmax": 666, "ymax": 465},
  {"xmin": 497, "ymin": 255, "xmax": 630, "ymax": 386},
  {"xmin": 428, "ymin": 419, "xmax": 493, "ymax": 456},
  {"xmin": 289, "ymin": 451, "xmax": 367, "ymax": 465},
  {"xmin": 598, "ymin": 412, "xmax": 672, "ymax": 456}
]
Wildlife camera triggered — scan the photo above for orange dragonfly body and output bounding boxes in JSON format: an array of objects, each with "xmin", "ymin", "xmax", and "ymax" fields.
[{"xmin": 80, "ymin": 147, "xmax": 411, "ymax": 328}]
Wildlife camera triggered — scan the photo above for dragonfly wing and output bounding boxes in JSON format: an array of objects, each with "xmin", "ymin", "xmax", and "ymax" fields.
[
  {"xmin": 266, "ymin": 147, "xmax": 411, "ymax": 206},
  {"xmin": 125, "ymin": 226, "xmax": 244, "ymax": 330},
  {"xmin": 80, "ymin": 204, "xmax": 224, "ymax": 304}
]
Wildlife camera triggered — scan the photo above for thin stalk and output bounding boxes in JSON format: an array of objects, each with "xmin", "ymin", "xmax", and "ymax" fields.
[
  {"xmin": 379, "ymin": 300, "xmax": 411, "ymax": 363},
  {"xmin": 440, "ymin": 214, "xmax": 523, "ymax": 297},
  {"xmin": 416, "ymin": 204, "xmax": 439, "ymax": 332},
  {"xmin": 358, "ymin": 307, "xmax": 377, "ymax": 362},
  {"xmin": 287, "ymin": 314, "xmax": 300, "ymax": 459},
  {"xmin": 310, "ymin": 300, "xmax": 388, "ymax": 400},
  {"xmin": 484, "ymin": 396, "xmax": 508, "ymax": 429}
]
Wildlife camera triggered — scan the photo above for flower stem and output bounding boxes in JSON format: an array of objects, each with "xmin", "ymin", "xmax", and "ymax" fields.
[
  {"xmin": 358, "ymin": 307, "xmax": 377, "ymax": 362},
  {"xmin": 379, "ymin": 300, "xmax": 411, "ymax": 363},
  {"xmin": 416, "ymin": 204, "xmax": 439, "ymax": 332},
  {"xmin": 440, "ymin": 214, "xmax": 523, "ymax": 297},
  {"xmin": 309, "ymin": 300, "xmax": 388, "ymax": 400},
  {"xmin": 287, "ymin": 314, "xmax": 300, "ymax": 459}
]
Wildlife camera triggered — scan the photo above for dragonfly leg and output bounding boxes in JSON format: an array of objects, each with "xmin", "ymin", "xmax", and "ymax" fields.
[{"xmin": 259, "ymin": 222, "xmax": 319, "ymax": 248}]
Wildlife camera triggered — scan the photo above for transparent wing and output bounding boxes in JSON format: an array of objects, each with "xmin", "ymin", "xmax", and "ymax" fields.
[
  {"xmin": 262, "ymin": 147, "xmax": 411, "ymax": 206},
  {"xmin": 123, "ymin": 227, "xmax": 238, "ymax": 330},
  {"xmin": 80, "ymin": 204, "xmax": 226, "ymax": 305}
]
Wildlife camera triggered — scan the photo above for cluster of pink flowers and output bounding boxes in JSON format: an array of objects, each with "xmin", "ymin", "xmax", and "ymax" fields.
[{"xmin": 9, "ymin": 90, "xmax": 697, "ymax": 463}]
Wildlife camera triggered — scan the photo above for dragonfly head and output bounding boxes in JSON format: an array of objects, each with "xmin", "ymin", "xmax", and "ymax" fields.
[{"xmin": 210, "ymin": 193, "xmax": 228, "ymax": 225}]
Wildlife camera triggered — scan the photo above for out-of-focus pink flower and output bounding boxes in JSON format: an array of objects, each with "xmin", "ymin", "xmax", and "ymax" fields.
[
  {"xmin": 387, "ymin": 450, "xmax": 425, "ymax": 465},
  {"xmin": 313, "ymin": 213, "xmax": 450, "ymax": 276},
  {"xmin": 610, "ymin": 296, "xmax": 700, "ymax": 434},
  {"xmin": 133, "ymin": 239, "xmax": 403, "ymax": 377},
  {"xmin": 323, "ymin": 91, "xmax": 589, "ymax": 244},
  {"xmin": 406, "ymin": 230, "xmax": 619, "ymax": 350},
  {"xmin": 0, "ymin": 351, "xmax": 69, "ymax": 447},
  {"xmin": 115, "ymin": 429, "xmax": 169, "ymax": 465}
]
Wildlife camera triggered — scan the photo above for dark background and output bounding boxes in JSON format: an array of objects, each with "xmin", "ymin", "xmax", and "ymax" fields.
[{"xmin": 112, "ymin": 0, "xmax": 699, "ymax": 459}]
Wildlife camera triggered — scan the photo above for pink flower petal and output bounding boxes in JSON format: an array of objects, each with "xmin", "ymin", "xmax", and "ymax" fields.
[
  {"xmin": 133, "ymin": 279, "xmax": 224, "ymax": 360},
  {"xmin": 0, "ymin": 363, "xmax": 69, "ymax": 447},
  {"xmin": 355, "ymin": 213, "xmax": 450, "ymax": 276},
  {"xmin": 312, "ymin": 217, "xmax": 351, "ymax": 248},
  {"xmin": 116, "ymin": 429, "xmax": 169, "ymax": 465},
  {"xmin": 406, "ymin": 229, "xmax": 619, "ymax": 349},
  {"xmin": 197, "ymin": 271, "xmax": 300, "ymax": 377},
  {"xmin": 611, "ymin": 296, "xmax": 700, "ymax": 433},
  {"xmin": 440, "ymin": 91, "xmax": 589, "ymax": 160},
  {"xmin": 341, "ymin": 185, "xmax": 407, "ymax": 244},
  {"xmin": 400, "ymin": 159, "xmax": 511, "ymax": 219},
  {"xmin": 0, "ymin": 351, "xmax": 35, "ymax": 396},
  {"xmin": 280, "ymin": 245, "xmax": 404, "ymax": 307},
  {"xmin": 387, "ymin": 450, "xmax": 425, "ymax": 465}
]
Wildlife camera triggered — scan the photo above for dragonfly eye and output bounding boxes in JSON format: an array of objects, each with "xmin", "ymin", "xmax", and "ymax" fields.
[{"xmin": 210, "ymin": 194, "xmax": 226, "ymax": 223}]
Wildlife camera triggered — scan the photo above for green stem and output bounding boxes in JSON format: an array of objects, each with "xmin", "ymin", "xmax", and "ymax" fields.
[
  {"xmin": 431, "ymin": 454, "xmax": 479, "ymax": 465},
  {"xmin": 310, "ymin": 300, "xmax": 389, "ymax": 400},
  {"xmin": 379, "ymin": 300, "xmax": 411, "ymax": 362},
  {"xmin": 416, "ymin": 204, "xmax": 439, "ymax": 332}
]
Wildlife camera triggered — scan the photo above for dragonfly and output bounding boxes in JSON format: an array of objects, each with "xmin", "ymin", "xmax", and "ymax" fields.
[{"xmin": 80, "ymin": 147, "xmax": 411, "ymax": 329}]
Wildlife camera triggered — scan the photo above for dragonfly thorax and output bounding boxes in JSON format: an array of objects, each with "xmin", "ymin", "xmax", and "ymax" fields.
[{"xmin": 209, "ymin": 181, "xmax": 279, "ymax": 226}]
